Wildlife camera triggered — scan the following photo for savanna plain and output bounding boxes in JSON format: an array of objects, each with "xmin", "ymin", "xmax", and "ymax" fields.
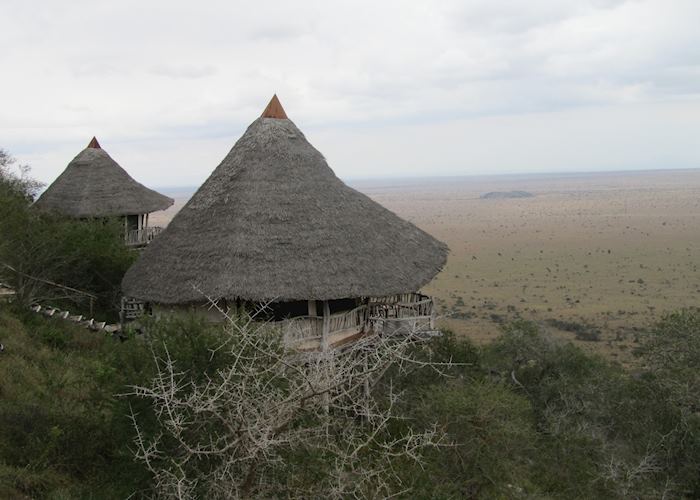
[{"xmin": 155, "ymin": 169, "xmax": 700, "ymax": 366}]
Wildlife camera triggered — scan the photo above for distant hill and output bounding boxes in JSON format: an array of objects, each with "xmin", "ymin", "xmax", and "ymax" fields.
[{"xmin": 480, "ymin": 190, "xmax": 534, "ymax": 199}]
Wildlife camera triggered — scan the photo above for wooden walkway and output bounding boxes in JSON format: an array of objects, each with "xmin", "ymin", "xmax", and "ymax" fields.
[
  {"xmin": 29, "ymin": 303, "xmax": 122, "ymax": 334},
  {"xmin": 0, "ymin": 281, "xmax": 122, "ymax": 335}
]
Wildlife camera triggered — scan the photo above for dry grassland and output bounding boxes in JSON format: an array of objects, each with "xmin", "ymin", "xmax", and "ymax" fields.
[{"xmin": 154, "ymin": 169, "xmax": 700, "ymax": 365}]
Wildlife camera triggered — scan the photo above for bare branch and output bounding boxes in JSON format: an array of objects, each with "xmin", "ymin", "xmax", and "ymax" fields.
[{"xmin": 126, "ymin": 298, "xmax": 450, "ymax": 498}]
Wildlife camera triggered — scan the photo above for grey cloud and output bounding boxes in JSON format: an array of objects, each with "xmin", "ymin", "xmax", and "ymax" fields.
[
  {"xmin": 446, "ymin": 0, "xmax": 629, "ymax": 35},
  {"xmin": 248, "ymin": 22, "xmax": 310, "ymax": 41},
  {"xmin": 1, "ymin": 0, "xmax": 699, "ymax": 185},
  {"xmin": 150, "ymin": 64, "xmax": 218, "ymax": 79}
]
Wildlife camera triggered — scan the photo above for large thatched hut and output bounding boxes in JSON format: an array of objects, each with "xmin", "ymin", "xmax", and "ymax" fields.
[
  {"xmin": 35, "ymin": 137, "xmax": 173, "ymax": 246},
  {"xmin": 122, "ymin": 96, "xmax": 448, "ymax": 349}
]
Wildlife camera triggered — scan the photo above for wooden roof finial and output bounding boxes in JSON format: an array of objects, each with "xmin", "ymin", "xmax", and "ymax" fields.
[
  {"xmin": 261, "ymin": 94, "xmax": 288, "ymax": 119},
  {"xmin": 87, "ymin": 137, "xmax": 101, "ymax": 149}
]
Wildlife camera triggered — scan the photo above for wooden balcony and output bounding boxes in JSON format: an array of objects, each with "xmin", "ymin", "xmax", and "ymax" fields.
[
  {"xmin": 368, "ymin": 292, "xmax": 435, "ymax": 335},
  {"xmin": 126, "ymin": 226, "xmax": 163, "ymax": 247},
  {"xmin": 120, "ymin": 293, "xmax": 436, "ymax": 351},
  {"xmin": 281, "ymin": 293, "xmax": 436, "ymax": 351},
  {"xmin": 281, "ymin": 304, "xmax": 369, "ymax": 350}
]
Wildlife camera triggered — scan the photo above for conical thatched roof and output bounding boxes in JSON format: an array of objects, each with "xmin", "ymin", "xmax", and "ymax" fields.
[
  {"xmin": 35, "ymin": 138, "xmax": 173, "ymax": 217},
  {"xmin": 122, "ymin": 96, "xmax": 448, "ymax": 304}
]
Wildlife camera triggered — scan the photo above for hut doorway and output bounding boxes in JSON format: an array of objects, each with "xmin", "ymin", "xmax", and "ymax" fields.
[{"xmin": 126, "ymin": 214, "xmax": 140, "ymax": 233}]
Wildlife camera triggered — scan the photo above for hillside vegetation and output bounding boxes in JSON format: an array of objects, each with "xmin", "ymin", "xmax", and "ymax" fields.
[
  {"xmin": 0, "ymin": 148, "xmax": 136, "ymax": 321},
  {"xmin": 0, "ymin": 307, "xmax": 153, "ymax": 498},
  {"xmin": 0, "ymin": 305, "xmax": 698, "ymax": 498}
]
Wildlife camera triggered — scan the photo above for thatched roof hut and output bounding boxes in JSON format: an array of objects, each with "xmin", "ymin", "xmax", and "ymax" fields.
[
  {"xmin": 35, "ymin": 137, "xmax": 173, "ymax": 218},
  {"xmin": 122, "ymin": 96, "xmax": 448, "ymax": 305}
]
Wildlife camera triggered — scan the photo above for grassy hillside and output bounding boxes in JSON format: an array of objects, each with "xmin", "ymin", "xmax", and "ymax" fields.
[{"xmin": 0, "ymin": 305, "xmax": 153, "ymax": 498}]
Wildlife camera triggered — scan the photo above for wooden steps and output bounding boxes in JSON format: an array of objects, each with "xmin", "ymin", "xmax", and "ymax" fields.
[
  {"xmin": 3, "ymin": 283, "xmax": 123, "ymax": 337},
  {"xmin": 27, "ymin": 302, "xmax": 121, "ymax": 336}
]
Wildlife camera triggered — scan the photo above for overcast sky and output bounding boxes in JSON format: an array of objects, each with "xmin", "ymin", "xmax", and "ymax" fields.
[{"xmin": 1, "ymin": 0, "xmax": 699, "ymax": 187}]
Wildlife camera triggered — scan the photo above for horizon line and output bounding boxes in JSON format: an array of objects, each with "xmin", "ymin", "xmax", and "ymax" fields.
[{"xmin": 151, "ymin": 166, "xmax": 700, "ymax": 191}]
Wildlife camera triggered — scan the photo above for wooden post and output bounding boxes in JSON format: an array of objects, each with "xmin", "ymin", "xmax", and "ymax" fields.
[
  {"xmin": 322, "ymin": 300, "xmax": 331, "ymax": 413},
  {"xmin": 308, "ymin": 300, "xmax": 317, "ymax": 317},
  {"xmin": 322, "ymin": 300, "xmax": 330, "ymax": 352},
  {"xmin": 119, "ymin": 296, "xmax": 125, "ymax": 327}
]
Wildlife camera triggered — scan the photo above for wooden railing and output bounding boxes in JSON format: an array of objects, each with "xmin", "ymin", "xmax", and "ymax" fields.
[
  {"xmin": 281, "ymin": 316, "xmax": 323, "ymax": 345},
  {"xmin": 126, "ymin": 226, "xmax": 163, "ymax": 247},
  {"xmin": 0, "ymin": 262, "xmax": 98, "ymax": 315},
  {"xmin": 369, "ymin": 293, "xmax": 435, "ymax": 335},
  {"xmin": 328, "ymin": 305, "xmax": 368, "ymax": 333},
  {"xmin": 280, "ymin": 294, "xmax": 437, "ymax": 347},
  {"xmin": 281, "ymin": 305, "xmax": 368, "ymax": 347},
  {"xmin": 370, "ymin": 292, "xmax": 425, "ymax": 305},
  {"xmin": 368, "ymin": 293, "xmax": 433, "ymax": 320}
]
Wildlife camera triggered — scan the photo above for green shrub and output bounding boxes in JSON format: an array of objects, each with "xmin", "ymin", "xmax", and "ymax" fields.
[
  {"xmin": 634, "ymin": 310, "xmax": 700, "ymax": 497},
  {"xmin": 0, "ymin": 149, "xmax": 136, "ymax": 321},
  {"xmin": 483, "ymin": 319, "xmax": 700, "ymax": 498},
  {"xmin": 404, "ymin": 380, "xmax": 539, "ymax": 498},
  {"xmin": 545, "ymin": 317, "xmax": 601, "ymax": 341}
]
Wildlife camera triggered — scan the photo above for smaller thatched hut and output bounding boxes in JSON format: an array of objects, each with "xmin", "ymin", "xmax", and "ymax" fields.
[
  {"xmin": 122, "ymin": 96, "xmax": 448, "ymax": 349},
  {"xmin": 35, "ymin": 137, "xmax": 173, "ymax": 246}
]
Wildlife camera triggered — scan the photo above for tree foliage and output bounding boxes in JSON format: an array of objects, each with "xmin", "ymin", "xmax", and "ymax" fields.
[
  {"xmin": 1, "ymin": 307, "xmax": 699, "ymax": 498},
  {"xmin": 0, "ymin": 148, "xmax": 43, "ymax": 201},
  {"xmin": 0, "ymin": 147, "xmax": 135, "ymax": 319}
]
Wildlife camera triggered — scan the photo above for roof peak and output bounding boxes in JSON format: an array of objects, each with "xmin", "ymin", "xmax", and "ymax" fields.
[
  {"xmin": 260, "ymin": 94, "xmax": 288, "ymax": 119},
  {"xmin": 87, "ymin": 137, "xmax": 101, "ymax": 149}
]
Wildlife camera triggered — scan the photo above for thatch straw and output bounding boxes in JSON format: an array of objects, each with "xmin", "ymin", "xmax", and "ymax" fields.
[
  {"xmin": 122, "ymin": 101, "xmax": 448, "ymax": 303},
  {"xmin": 34, "ymin": 138, "xmax": 173, "ymax": 217}
]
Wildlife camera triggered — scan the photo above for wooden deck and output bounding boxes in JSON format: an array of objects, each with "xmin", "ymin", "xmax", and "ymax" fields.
[
  {"xmin": 120, "ymin": 293, "xmax": 437, "ymax": 351},
  {"xmin": 281, "ymin": 294, "xmax": 436, "ymax": 351}
]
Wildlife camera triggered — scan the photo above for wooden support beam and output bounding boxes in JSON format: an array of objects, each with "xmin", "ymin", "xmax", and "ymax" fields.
[
  {"xmin": 322, "ymin": 300, "xmax": 330, "ymax": 352},
  {"xmin": 322, "ymin": 299, "xmax": 331, "ymax": 413}
]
